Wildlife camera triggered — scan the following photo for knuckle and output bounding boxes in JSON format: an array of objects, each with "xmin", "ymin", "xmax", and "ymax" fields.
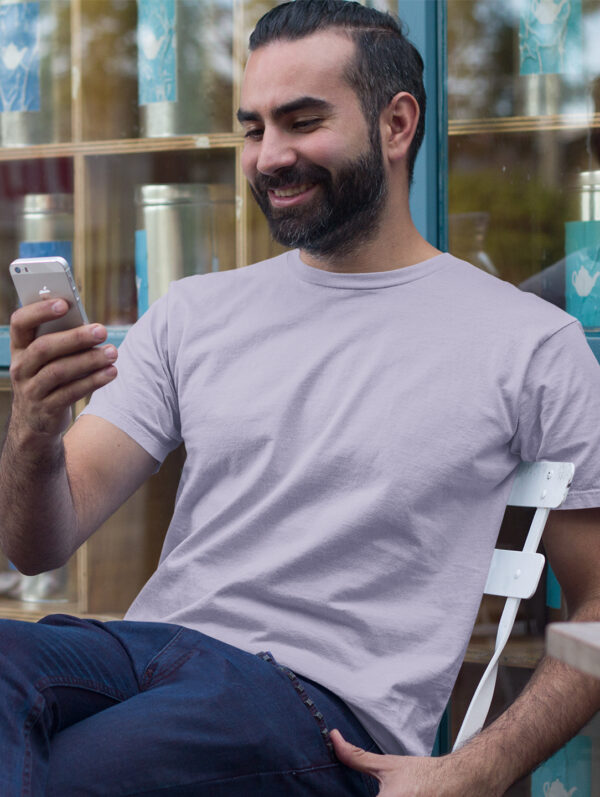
[
  {"xmin": 9, "ymin": 357, "xmax": 23, "ymax": 382},
  {"xmin": 75, "ymin": 325, "xmax": 94, "ymax": 346},
  {"xmin": 48, "ymin": 385, "xmax": 76, "ymax": 413},
  {"xmin": 9, "ymin": 309, "xmax": 21, "ymax": 329},
  {"xmin": 61, "ymin": 387, "xmax": 78, "ymax": 408},
  {"xmin": 61, "ymin": 377, "xmax": 90, "ymax": 407},
  {"xmin": 30, "ymin": 334, "xmax": 51, "ymax": 360},
  {"xmin": 43, "ymin": 361, "xmax": 63, "ymax": 386}
]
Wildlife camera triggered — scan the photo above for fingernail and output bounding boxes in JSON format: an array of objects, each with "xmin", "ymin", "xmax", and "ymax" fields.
[
  {"xmin": 92, "ymin": 325, "xmax": 106, "ymax": 341},
  {"xmin": 52, "ymin": 300, "xmax": 67, "ymax": 314},
  {"xmin": 104, "ymin": 345, "xmax": 117, "ymax": 360}
]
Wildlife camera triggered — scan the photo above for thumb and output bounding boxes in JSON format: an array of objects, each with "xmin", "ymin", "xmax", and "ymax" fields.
[{"xmin": 330, "ymin": 729, "xmax": 382, "ymax": 777}]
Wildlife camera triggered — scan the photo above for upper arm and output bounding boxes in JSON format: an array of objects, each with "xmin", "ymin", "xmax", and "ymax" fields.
[
  {"xmin": 64, "ymin": 414, "xmax": 159, "ymax": 543},
  {"xmin": 543, "ymin": 507, "xmax": 600, "ymax": 616}
]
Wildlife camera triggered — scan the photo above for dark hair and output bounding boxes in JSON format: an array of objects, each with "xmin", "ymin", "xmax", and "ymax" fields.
[{"xmin": 248, "ymin": 0, "xmax": 426, "ymax": 185}]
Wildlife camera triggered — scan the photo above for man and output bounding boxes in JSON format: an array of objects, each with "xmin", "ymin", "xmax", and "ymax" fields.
[{"xmin": 1, "ymin": 1, "xmax": 599, "ymax": 794}]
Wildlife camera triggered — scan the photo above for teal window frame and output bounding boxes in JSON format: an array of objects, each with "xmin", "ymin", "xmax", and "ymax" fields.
[{"xmin": 398, "ymin": 0, "xmax": 447, "ymax": 252}]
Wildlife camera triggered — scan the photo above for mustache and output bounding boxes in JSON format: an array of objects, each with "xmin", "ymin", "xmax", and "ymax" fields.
[{"xmin": 253, "ymin": 163, "xmax": 331, "ymax": 193}]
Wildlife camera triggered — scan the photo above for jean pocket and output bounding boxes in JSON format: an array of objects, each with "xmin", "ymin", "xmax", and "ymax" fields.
[{"xmin": 257, "ymin": 651, "xmax": 338, "ymax": 762}]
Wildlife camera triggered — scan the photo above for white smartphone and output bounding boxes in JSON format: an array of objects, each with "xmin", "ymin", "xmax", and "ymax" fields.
[{"xmin": 9, "ymin": 256, "xmax": 89, "ymax": 337}]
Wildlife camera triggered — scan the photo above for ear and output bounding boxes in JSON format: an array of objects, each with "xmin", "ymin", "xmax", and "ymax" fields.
[{"xmin": 380, "ymin": 91, "xmax": 420, "ymax": 165}]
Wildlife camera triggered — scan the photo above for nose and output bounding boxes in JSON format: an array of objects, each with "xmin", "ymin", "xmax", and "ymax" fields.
[{"xmin": 255, "ymin": 127, "xmax": 297, "ymax": 175}]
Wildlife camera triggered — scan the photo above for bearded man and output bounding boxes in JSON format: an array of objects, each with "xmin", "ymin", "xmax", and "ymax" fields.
[{"xmin": 1, "ymin": 1, "xmax": 600, "ymax": 795}]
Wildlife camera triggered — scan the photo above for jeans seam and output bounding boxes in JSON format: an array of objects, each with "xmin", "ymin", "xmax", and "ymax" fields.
[
  {"xmin": 140, "ymin": 628, "xmax": 187, "ymax": 689},
  {"xmin": 21, "ymin": 692, "xmax": 45, "ymax": 797},
  {"xmin": 257, "ymin": 651, "xmax": 336, "ymax": 762},
  {"xmin": 33, "ymin": 675, "xmax": 129, "ymax": 703}
]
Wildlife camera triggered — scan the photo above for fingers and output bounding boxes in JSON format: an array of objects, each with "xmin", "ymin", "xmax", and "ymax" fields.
[
  {"xmin": 15, "ymin": 343, "xmax": 118, "ymax": 401},
  {"xmin": 11, "ymin": 323, "xmax": 108, "ymax": 383},
  {"xmin": 8, "ymin": 302, "xmax": 119, "ymax": 439},
  {"xmin": 10, "ymin": 299, "xmax": 69, "ymax": 351},
  {"xmin": 34, "ymin": 360, "xmax": 118, "ymax": 418},
  {"xmin": 330, "ymin": 729, "xmax": 383, "ymax": 777},
  {"xmin": 10, "ymin": 353, "xmax": 118, "ymax": 439}
]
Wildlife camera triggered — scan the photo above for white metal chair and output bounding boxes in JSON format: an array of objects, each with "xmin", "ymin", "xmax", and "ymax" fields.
[{"xmin": 452, "ymin": 460, "xmax": 574, "ymax": 750}]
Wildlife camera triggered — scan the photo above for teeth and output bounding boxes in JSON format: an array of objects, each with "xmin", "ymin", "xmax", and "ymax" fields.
[{"xmin": 272, "ymin": 184, "xmax": 311, "ymax": 197}]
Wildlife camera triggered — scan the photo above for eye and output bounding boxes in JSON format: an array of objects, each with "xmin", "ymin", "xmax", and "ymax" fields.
[
  {"xmin": 243, "ymin": 127, "xmax": 263, "ymax": 141},
  {"xmin": 292, "ymin": 118, "xmax": 321, "ymax": 131}
]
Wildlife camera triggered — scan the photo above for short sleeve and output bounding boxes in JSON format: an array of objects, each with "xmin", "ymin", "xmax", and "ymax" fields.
[
  {"xmin": 81, "ymin": 293, "xmax": 182, "ymax": 464},
  {"xmin": 512, "ymin": 320, "xmax": 600, "ymax": 509}
]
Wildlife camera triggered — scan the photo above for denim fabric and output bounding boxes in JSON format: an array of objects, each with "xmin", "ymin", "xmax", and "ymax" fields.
[{"xmin": 0, "ymin": 614, "xmax": 381, "ymax": 796}]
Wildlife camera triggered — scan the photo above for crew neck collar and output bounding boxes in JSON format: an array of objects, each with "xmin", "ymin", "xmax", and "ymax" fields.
[{"xmin": 285, "ymin": 249, "xmax": 450, "ymax": 289}]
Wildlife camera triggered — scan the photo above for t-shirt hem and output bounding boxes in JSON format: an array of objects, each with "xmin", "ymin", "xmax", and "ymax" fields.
[{"xmin": 559, "ymin": 489, "xmax": 600, "ymax": 510}]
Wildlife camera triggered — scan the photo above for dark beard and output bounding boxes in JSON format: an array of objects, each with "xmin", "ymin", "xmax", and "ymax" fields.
[{"xmin": 249, "ymin": 131, "xmax": 387, "ymax": 258}]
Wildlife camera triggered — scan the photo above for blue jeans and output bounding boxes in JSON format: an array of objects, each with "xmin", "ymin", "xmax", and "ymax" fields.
[{"xmin": 0, "ymin": 614, "xmax": 381, "ymax": 795}]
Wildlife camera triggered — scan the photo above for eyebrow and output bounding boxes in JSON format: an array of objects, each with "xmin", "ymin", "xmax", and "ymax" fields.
[{"xmin": 236, "ymin": 96, "xmax": 334, "ymax": 125}]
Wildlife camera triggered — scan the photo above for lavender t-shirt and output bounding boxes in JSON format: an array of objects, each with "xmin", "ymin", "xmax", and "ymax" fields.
[{"xmin": 83, "ymin": 251, "xmax": 600, "ymax": 755}]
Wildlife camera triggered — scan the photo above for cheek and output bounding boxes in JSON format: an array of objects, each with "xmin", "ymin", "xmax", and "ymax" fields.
[
  {"xmin": 302, "ymin": 129, "xmax": 366, "ymax": 169},
  {"xmin": 241, "ymin": 146, "xmax": 257, "ymax": 181}
]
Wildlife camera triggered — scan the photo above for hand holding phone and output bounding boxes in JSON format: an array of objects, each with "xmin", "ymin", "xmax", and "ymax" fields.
[
  {"xmin": 10, "ymin": 256, "xmax": 88, "ymax": 337},
  {"xmin": 7, "ymin": 255, "xmax": 117, "ymax": 439}
]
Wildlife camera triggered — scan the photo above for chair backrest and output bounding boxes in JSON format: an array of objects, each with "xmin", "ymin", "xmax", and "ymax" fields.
[{"xmin": 452, "ymin": 460, "xmax": 574, "ymax": 751}]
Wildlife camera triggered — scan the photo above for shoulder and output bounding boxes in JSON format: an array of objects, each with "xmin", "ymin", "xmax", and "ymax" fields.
[
  {"xmin": 127, "ymin": 251, "xmax": 292, "ymax": 356},
  {"xmin": 167, "ymin": 251, "xmax": 289, "ymax": 305},
  {"xmin": 440, "ymin": 254, "xmax": 577, "ymax": 342}
]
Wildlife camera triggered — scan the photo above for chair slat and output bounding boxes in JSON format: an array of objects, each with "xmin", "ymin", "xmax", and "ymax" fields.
[
  {"xmin": 484, "ymin": 550, "xmax": 545, "ymax": 599},
  {"xmin": 452, "ymin": 461, "xmax": 574, "ymax": 752},
  {"xmin": 508, "ymin": 460, "xmax": 574, "ymax": 509}
]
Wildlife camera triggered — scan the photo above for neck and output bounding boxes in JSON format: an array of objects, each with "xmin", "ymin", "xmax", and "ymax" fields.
[{"xmin": 299, "ymin": 198, "xmax": 441, "ymax": 273}]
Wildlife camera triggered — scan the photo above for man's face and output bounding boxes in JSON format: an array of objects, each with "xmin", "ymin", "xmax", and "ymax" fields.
[{"xmin": 238, "ymin": 32, "xmax": 387, "ymax": 258}]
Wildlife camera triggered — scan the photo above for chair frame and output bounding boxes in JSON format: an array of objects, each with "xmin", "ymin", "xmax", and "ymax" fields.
[{"xmin": 452, "ymin": 460, "xmax": 574, "ymax": 751}]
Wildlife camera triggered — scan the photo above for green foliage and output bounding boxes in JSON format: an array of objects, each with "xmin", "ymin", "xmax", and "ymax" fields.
[{"xmin": 449, "ymin": 166, "xmax": 571, "ymax": 286}]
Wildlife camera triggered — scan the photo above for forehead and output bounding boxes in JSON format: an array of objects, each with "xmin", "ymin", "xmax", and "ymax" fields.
[{"xmin": 241, "ymin": 31, "xmax": 359, "ymax": 112}]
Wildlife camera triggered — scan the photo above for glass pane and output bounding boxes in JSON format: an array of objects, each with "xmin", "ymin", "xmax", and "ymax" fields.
[
  {"xmin": 85, "ymin": 149, "xmax": 237, "ymax": 326},
  {"xmin": 0, "ymin": 0, "xmax": 284, "ymax": 615},
  {"xmin": 0, "ymin": 160, "xmax": 74, "ymax": 326},
  {"xmin": 448, "ymin": 0, "xmax": 600, "ymax": 323},
  {"xmin": 447, "ymin": 0, "xmax": 600, "ymax": 780},
  {"xmin": 0, "ymin": 0, "xmax": 71, "ymax": 147},
  {"xmin": 79, "ymin": 0, "xmax": 233, "ymax": 141}
]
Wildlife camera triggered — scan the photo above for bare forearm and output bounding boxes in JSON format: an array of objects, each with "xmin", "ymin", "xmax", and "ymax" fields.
[
  {"xmin": 2, "ymin": 302, "xmax": 120, "ymax": 572},
  {"xmin": 334, "ymin": 512, "xmax": 600, "ymax": 796},
  {"xmin": 453, "ymin": 602, "xmax": 600, "ymax": 795},
  {"xmin": 0, "ymin": 416, "xmax": 79, "ymax": 573},
  {"xmin": 334, "ymin": 637, "xmax": 600, "ymax": 797}
]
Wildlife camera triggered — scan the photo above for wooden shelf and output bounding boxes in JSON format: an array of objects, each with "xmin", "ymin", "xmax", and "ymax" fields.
[
  {"xmin": 0, "ymin": 599, "xmax": 81, "ymax": 622},
  {"xmin": 465, "ymin": 635, "xmax": 545, "ymax": 670},
  {"xmin": 449, "ymin": 111, "xmax": 600, "ymax": 136},
  {"xmin": 0, "ymin": 134, "xmax": 244, "ymax": 162},
  {"xmin": 0, "ymin": 600, "xmax": 121, "ymax": 624},
  {"xmin": 0, "ymin": 0, "xmax": 275, "ymax": 625}
]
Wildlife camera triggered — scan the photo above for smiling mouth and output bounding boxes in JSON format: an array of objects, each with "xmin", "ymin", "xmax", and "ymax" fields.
[{"xmin": 270, "ymin": 183, "xmax": 314, "ymax": 198}]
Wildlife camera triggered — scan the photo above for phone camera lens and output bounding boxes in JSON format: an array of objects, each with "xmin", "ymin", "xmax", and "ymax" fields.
[{"xmin": 14, "ymin": 266, "xmax": 21, "ymax": 273}]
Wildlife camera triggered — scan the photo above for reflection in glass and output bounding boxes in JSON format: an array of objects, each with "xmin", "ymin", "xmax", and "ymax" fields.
[
  {"xmin": 134, "ymin": 182, "xmax": 235, "ymax": 315},
  {"xmin": 0, "ymin": 0, "xmax": 71, "ymax": 146},
  {"xmin": 448, "ymin": 0, "xmax": 600, "ymax": 318},
  {"xmin": 137, "ymin": 0, "xmax": 233, "ymax": 137},
  {"xmin": 449, "ymin": 212, "xmax": 498, "ymax": 276}
]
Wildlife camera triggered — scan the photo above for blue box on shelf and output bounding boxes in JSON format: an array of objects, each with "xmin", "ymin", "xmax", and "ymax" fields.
[{"xmin": 0, "ymin": 325, "xmax": 129, "ymax": 370}]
